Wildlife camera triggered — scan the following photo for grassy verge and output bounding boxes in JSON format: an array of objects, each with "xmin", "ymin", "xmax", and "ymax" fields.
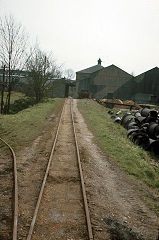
[
  {"xmin": 0, "ymin": 98, "xmax": 64, "ymax": 150},
  {"xmin": 78, "ymin": 99, "xmax": 159, "ymax": 189}
]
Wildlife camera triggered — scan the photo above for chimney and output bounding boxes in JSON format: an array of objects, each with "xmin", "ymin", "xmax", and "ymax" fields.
[{"xmin": 98, "ymin": 58, "xmax": 102, "ymax": 65}]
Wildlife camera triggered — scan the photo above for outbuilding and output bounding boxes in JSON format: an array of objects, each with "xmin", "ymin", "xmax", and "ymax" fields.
[{"xmin": 76, "ymin": 59, "xmax": 132, "ymax": 99}]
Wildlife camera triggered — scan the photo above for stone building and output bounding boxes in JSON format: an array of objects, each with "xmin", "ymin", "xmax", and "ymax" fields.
[
  {"xmin": 76, "ymin": 58, "xmax": 104, "ymax": 98},
  {"xmin": 76, "ymin": 59, "xmax": 132, "ymax": 99},
  {"xmin": 51, "ymin": 78, "xmax": 76, "ymax": 98},
  {"xmin": 114, "ymin": 67, "xmax": 159, "ymax": 104}
]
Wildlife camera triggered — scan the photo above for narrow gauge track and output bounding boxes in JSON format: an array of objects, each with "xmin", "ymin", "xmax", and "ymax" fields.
[
  {"xmin": 0, "ymin": 138, "xmax": 18, "ymax": 240},
  {"xmin": 26, "ymin": 98, "xmax": 93, "ymax": 240}
]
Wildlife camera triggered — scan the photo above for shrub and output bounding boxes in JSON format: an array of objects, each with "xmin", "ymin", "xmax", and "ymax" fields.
[{"xmin": 9, "ymin": 97, "xmax": 36, "ymax": 114}]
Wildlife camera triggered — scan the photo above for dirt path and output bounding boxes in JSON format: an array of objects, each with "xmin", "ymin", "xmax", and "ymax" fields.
[
  {"xmin": 31, "ymin": 99, "xmax": 88, "ymax": 240},
  {"xmin": 73, "ymin": 99, "xmax": 159, "ymax": 240},
  {"xmin": 16, "ymin": 111, "xmax": 62, "ymax": 239}
]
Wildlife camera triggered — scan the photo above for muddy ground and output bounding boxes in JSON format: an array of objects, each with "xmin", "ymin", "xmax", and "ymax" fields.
[{"xmin": 0, "ymin": 98, "xmax": 159, "ymax": 240}]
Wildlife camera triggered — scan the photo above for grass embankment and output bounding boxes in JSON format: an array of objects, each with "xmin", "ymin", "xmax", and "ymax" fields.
[
  {"xmin": 78, "ymin": 99, "xmax": 159, "ymax": 189},
  {"xmin": 0, "ymin": 98, "xmax": 64, "ymax": 150}
]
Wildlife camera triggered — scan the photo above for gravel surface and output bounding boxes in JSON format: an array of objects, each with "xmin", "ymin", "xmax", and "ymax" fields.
[{"xmin": 73, "ymin": 99, "xmax": 159, "ymax": 240}]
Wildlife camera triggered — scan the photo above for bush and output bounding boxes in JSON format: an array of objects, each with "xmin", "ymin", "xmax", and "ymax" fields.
[{"xmin": 9, "ymin": 97, "xmax": 36, "ymax": 114}]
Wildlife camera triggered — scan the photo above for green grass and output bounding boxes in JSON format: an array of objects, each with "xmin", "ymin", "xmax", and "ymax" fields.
[
  {"xmin": 78, "ymin": 99, "xmax": 159, "ymax": 189},
  {"xmin": 0, "ymin": 98, "xmax": 64, "ymax": 150}
]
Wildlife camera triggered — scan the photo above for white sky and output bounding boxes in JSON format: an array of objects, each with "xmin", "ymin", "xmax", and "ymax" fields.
[{"xmin": 0, "ymin": 0, "xmax": 159, "ymax": 76}]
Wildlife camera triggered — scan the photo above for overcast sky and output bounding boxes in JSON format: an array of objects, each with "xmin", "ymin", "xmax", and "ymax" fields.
[{"xmin": 0, "ymin": 0, "xmax": 159, "ymax": 76}]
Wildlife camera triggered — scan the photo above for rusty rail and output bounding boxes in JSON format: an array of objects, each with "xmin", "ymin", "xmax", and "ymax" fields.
[
  {"xmin": 26, "ymin": 98, "xmax": 93, "ymax": 240},
  {"xmin": 70, "ymin": 100, "xmax": 93, "ymax": 240},
  {"xmin": 0, "ymin": 137, "xmax": 18, "ymax": 240},
  {"xmin": 26, "ymin": 99, "xmax": 66, "ymax": 240}
]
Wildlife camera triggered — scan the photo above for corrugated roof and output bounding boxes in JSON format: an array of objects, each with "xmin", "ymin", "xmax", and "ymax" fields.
[{"xmin": 77, "ymin": 64, "xmax": 104, "ymax": 74}]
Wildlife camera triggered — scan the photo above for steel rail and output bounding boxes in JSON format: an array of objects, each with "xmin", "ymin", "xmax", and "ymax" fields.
[
  {"xmin": 26, "ymin": 99, "xmax": 66, "ymax": 240},
  {"xmin": 70, "ymin": 99, "xmax": 94, "ymax": 240},
  {"xmin": 0, "ymin": 137, "xmax": 18, "ymax": 240}
]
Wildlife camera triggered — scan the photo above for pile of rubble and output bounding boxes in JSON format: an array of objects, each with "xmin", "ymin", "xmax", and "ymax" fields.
[
  {"xmin": 96, "ymin": 98, "xmax": 141, "ymax": 110},
  {"xmin": 111, "ymin": 107, "xmax": 159, "ymax": 155}
]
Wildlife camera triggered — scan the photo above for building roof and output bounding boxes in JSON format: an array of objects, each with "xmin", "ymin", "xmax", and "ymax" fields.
[
  {"xmin": 77, "ymin": 64, "xmax": 104, "ymax": 74},
  {"xmin": 136, "ymin": 66, "xmax": 159, "ymax": 77},
  {"xmin": 134, "ymin": 67, "xmax": 159, "ymax": 83},
  {"xmin": 103, "ymin": 64, "xmax": 132, "ymax": 76}
]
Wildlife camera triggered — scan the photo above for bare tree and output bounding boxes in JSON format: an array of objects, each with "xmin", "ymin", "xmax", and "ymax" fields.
[
  {"xmin": 131, "ymin": 71, "xmax": 135, "ymax": 77},
  {"xmin": 0, "ymin": 65, "xmax": 5, "ymax": 114},
  {"xmin": 0, "ymin": 15, "xmax": 28, "ymax": 113},
  {"xmin": 64, "ymin": 68, "xmax": 75, "ymax": 80},
  {"xmin": 25, "ymin": 46, "xmax": 62, "ymax": 102}
]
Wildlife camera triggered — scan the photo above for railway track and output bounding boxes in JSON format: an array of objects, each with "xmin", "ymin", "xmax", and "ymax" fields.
[
  {"xmin": 0, "ymin": 138, "xmax": 18, "ymax": 240},
  {"xmin": 0, "ymin": 98, "xmax": 93, "ymax": 240},
  {"xmin": 25, "ymin": 98, "xmax": 93, "ymax": 240}
]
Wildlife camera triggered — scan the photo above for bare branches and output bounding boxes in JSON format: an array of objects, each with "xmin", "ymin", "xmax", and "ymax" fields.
[
  {"xmin": 25, "ymin": 46, "xmax": 62, "ymax": 102},
  {"xmin": 0, "ymin": 15, "xmax": 28, "ymax": 70},
  {"xmin": 0, "ymin": 14, "xmax": 65, "ymax": 111},
  {"xmin": 64, "ymin": 68, "xmax": 75, "ymax": 80},
  {"xmin": 0, "ymin": 15, "xmax": 28, "ymax": 113}
]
